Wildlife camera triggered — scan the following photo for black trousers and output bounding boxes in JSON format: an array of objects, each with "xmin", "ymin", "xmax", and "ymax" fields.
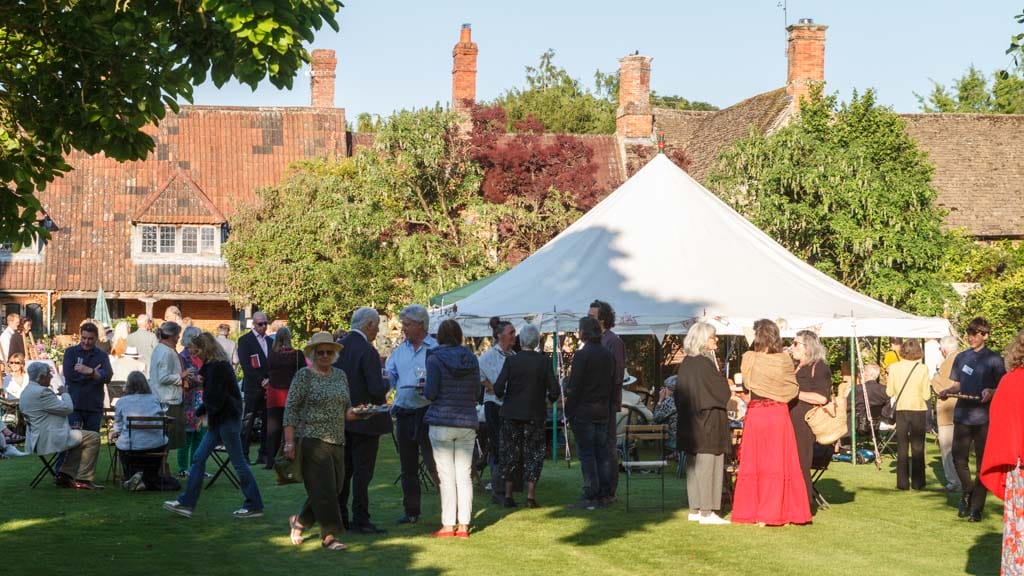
[
  {"xmin": 953, "ymin": 422, "xmax": 989, "ymax": 512},
  {"xmin": 895, "ymin": 410, "xmax": 927, "ymax": 490},
  {"xmin": 241, "ymin": 385, "xmax": 266, "ymax": 462},
  {"xmin": 394, "ymin": 407, "xmax": 436, "ymax": 517},
  {"xmin": 340, "ymin": 431, "xmax": 381, "ymax": 528},
  {"xmin": 484, "ymin": 401, "xmax": 504, "ymax": 494},
  {"xmin": 605, "ymin": 407, "xmax": 619, "ymax": 496}
]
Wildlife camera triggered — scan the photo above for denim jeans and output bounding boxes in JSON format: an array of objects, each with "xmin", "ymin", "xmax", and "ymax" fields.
[
  {"xmin": 429, "ymin": 425, "xmax": 476, "ymax": 526},
  {"xmin": 572, "ymin": 417, "xmax": 610, "ymax": 501},
  {"xmin": 176, "ymin": 418, "xmax": 264, "ymax": 512}
]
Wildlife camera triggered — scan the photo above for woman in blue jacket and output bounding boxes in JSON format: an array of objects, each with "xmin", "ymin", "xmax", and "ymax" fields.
[{"xmin": 424, "ymin": 319, "xmax": 480, "ymax": 539}]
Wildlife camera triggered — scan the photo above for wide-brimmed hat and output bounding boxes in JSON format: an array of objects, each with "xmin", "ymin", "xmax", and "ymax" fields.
[
  {"xmin": 304, "ymin": 331, "xmax": 343, "ymax": 356},
  {"xmin": 622, "ymin": 369, "xmax": 637, "ymax": 387},
  {"xmin": 124, "ymin": 346, "xmax": 139, "ymax": 358}
]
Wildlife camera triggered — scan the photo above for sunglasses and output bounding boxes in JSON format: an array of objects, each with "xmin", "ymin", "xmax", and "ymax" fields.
[
  {"xmin": 314, "ymin": 349, "xmax": 334, "ymax": 357},
  {"xmin": 9, "ymin": 362, "xmax": 23, "ymax": 366},
  {"xmin": 254, "ymin": 322, "xmax": 268, "ymax": 326}
]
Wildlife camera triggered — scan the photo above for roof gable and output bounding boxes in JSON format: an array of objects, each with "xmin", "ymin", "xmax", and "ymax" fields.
[{"xmin": 131, "ymin": 171, "xmax": 226, "ymax": 225}]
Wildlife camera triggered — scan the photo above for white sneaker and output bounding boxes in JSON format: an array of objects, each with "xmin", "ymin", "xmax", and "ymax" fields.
[
  {"xmin": 163, "ymin": 500, "xmax": 193, "ymax": 518},
  {"xmin": 698, "ymin": 512, "xmax": 731, "ymax": 525},
  {"xmin": 687, "ymin": 512, "xmax": 701, "ymax": 522},
  {"xmin": 2, "ymin": 445, "xmax": 26, "ymax": 457},
  {"xmin": 122, "ymin": 471, "xmax": 144, "ymax": 491},
  {"xmin": 233, "ymin": 508, "xmax": 264, "ymax": 519}
]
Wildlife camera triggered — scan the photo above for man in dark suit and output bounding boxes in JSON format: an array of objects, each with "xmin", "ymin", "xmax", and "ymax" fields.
[
  {"xmin": 335, "ymin": 307, "xmax": 391, "ymax": 534},
  {"xmin": 237, "ymin": 311, "xmax": 270, "ymax": 464}
]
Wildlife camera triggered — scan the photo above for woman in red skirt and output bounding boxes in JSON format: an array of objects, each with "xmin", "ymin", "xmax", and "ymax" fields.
[{"xmin": 731, "ymin": 319, "xmax": 811, "ymax": 526}]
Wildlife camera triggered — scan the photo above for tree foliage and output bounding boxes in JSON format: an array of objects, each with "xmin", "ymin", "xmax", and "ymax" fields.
[
  {"xmin": 0, "ymin": 0, "xmax": 341, "ymax": 244},
  {"xmin": 916, "ymin": 65, "xmax": 1024, "ymax": 114},
  {"xmin": 492, "ymin": 50, "xmax": 616, "ymax": 134},
  {"xmin": 224, "ymin": 108, "xmax": 500, "ymax": 332},
  {"xmin": 707, "ymin": 87, "xmax": 961, "ymax": 316},
  {"xmin": 650, "ymin": 91, "xmax": 719, "ymax": 111},
  {"xmin": 941, "ymin": 238, "xmax": 1024, "ymax": 349},
  {"xmin": 1009, "ymin": 7, "xmax": 1024, "ymax": 66}
]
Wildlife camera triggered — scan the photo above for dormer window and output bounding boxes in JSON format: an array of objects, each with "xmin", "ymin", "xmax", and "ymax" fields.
[
  {"xmin": 136, "ymin": 224, "xmax": 221, "ymax": 258},
  {"xmin": 130, "ymin": 171, "xmax": 227, "ymax": 266}
]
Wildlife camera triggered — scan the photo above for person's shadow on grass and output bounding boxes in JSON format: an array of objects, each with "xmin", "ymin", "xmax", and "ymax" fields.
[{"xmin": 964, "ymin": 528, "xmax": 1001, "ymax": 575}]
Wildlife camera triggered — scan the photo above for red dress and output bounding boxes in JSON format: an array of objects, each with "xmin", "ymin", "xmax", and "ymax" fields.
[{"xmin": 731, "ymin": 398, "xmax": 812, "ymax": 525}]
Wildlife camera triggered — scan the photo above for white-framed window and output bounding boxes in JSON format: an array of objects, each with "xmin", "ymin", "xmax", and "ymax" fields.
[
  {"xmin": 0, "ymin": 237, "xmax": 44, "ymax": 262},
  {"xmin": 132, "ymin": 224, "xmax": 224, "ymax": 265}
]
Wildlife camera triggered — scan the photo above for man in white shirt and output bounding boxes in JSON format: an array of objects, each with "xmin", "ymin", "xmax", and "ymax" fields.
[
  {"xmin": 126, "ymin": 314, "xmax": 158, "ymax": 370},
  {"xmin": 1, "ymin": 313, "xmax": 23, "ymax": 366}
]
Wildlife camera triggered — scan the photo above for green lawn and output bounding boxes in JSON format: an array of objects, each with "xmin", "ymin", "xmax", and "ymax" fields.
[{"xmin": 0, "ymin": 439, "xmax": 1002, "ymax": 576}]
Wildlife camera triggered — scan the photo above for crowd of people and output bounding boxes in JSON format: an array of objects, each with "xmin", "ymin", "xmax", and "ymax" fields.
[{"xmin": 2, "ymin": 304, "xmax": 1022, "ymax": 569}]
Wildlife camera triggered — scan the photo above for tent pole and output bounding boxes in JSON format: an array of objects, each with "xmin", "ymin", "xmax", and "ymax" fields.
[
  {"xmin": 849, "ymin": 336, "xmax": 857, "ymax": 465},
  {"xmin": 553, "ymin": 327, "xmax": 559, "ymax": 464},
  {"xmin": 653, "ymin": 335, "xmax": 662, "ymax": 393}
]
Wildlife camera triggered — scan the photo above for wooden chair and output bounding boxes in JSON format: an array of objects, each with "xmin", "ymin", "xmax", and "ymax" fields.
[
  {"xmin": 103, "ymin": 407, "xmax": 119, "ymax": 483},
  {"xmin": 116, "ymin": 416, "xmax": 171, "ymax": 490},
  {"xmin": 622, "ymin": 424, "xmax": 669, "ymax": 512}
]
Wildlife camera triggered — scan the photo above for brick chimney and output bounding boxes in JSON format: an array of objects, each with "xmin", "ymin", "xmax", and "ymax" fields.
[
  {"xmin": 786, "ymin": 19, "xmax": 827, "ymax": 112},
  {"xmin": 616, "ymin": 54, "xmax": 653, "ymax": 140},
  {"xmin": 310, "ymin": 49, "xmax": 337, "ymax": 108},
  {"xmin": 452, "ymin": 24, "xmax": 478, "ymax": 115}
]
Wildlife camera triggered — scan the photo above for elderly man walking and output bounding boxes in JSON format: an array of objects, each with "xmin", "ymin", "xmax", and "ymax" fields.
[
  {"xmin": 386, "ymin": 304, "xmax": 438, "ymax": 525},
  {"xmin": 335, "ymin": 307, "xmax": 391, "ymax": 534}
]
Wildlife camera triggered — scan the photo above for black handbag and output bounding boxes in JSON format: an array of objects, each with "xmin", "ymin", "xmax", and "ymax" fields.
[{"xmin": 880, "ymin": 363, "xmax": 920, "ymax": 426}]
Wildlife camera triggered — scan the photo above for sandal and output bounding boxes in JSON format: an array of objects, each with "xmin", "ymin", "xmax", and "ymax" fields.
[
  {"xmin": 289, "ymin": 515, "xmax": 304, "ymax": 545},
  {"xmin": 321, "ymin": 538, "xmax": 347, "ymax": 551}
]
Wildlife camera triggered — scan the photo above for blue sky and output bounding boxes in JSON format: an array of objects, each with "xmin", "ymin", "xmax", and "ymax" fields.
[{"xmin": 192, "ymin": 1, "xmax": 1023, "ymax": 119}]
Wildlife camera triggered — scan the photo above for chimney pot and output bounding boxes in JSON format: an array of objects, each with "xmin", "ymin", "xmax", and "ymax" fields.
[{"xmin": 310, "ymin": 49, "xmax": 337, "ymax": 108}]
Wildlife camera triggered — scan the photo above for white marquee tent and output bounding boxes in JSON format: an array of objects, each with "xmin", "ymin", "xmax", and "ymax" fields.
[{"xmin": 436, "ymin": 154, "xmax": 951, "ymax": 340}]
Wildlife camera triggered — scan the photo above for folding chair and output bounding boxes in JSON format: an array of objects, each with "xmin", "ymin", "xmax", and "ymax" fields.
[
  {"xmin": 389, "ymin": 429, "xmax": 435, "ymax": 492},
  {"xmin": 206, "ymin": 445, "xmax": 241, "ymax": 489},
  {"xmin": 103, "ymin": 407, "xmax": 120, "ymax": 483},
  {"xmin": 30, "ymin": 453, "xmax": 59, "ymax": 488},
  {"xmin": 877, "ymin": 423, "xmax": 898, "ymax": 460},
  {"xmin": 622, "ymin": 424, "xmax": 668, "ymax": 512},
  {"xmin": 810, "ymin": 443, "xmax": 833, "ymax": 510}
]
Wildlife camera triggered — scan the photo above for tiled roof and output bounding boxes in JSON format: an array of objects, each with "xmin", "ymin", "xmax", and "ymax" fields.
[
  {"xmin": 131, "ymin": 171, "xmax": 226, "ymax": 224},
  {"xmin": 902, "ymin": 113, "xmax": 1024, "ymax": 239},
  {"xmin": 652, "ymin": 88, "xmax": 792, "ymax": 181},
  {"xmin": 0, "ymin": 106, "xmax": 347, "ymax": 297}
]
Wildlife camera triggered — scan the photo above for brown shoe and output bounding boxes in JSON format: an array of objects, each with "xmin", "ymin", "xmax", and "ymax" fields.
[{"xmin": 54, "ymin": 473, "xmax": 78, "ymax": 489}]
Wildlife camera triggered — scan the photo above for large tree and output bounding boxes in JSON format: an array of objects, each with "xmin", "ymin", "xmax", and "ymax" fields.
[
  {"xmin": 224, "ymin": 108, "xmax": 499, "ymax": 331},
  {"xmin": 0, "ymin": 0, "xmax": 341, "ymax": 244},
  {"xmin": 707, "ymin": 87, "xmax": 961, "ymax": 316}
]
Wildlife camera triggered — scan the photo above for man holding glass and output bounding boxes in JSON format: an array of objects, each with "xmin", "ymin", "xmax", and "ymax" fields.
[
  {"xmin": 61, "ymin": 322, "xmax": 112, "ymax": 434},
  {"xmin": 386, "ymin": 304, "xmax": 437, "ymax": 525}
]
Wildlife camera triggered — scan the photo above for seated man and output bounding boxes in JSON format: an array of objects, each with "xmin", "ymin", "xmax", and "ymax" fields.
[
  {"xmin": 19, "ymin": 363, "xmax": 103, "ymax": 489},
  {"xmin": 854, "ymin": 363, "xmax": 889, "ymax": 433},
  {"xmin": 112, "ymin": 371, "xmax": 170, "ymax": 491}
]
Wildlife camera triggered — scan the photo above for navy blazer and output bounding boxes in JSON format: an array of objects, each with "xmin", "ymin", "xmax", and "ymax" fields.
[
  {"xmin": 236, "ymin": 331, "xmax": 269, "ymax": 391},
  {"xmin": 335, "ymin": 331, "xmax": 392, "ymax": 435}
]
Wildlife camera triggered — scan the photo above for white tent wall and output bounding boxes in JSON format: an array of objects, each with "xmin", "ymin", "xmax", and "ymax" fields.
[{"xmin": 434, "ymin": 155, "xmax": 951, "ymax": 339}]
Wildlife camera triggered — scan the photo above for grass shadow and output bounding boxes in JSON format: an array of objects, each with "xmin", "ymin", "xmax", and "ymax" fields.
[{"xmin": 815, "ymin": 478, "xmax": 855, "ymax": 505}]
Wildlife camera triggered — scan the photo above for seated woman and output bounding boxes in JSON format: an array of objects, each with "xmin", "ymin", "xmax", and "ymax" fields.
[{"xmin": 113, "ymin": 371, "xmax": 170, "ymax": 491}]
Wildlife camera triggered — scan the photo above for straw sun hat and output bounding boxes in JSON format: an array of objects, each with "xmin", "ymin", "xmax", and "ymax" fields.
[{"xmin": 303, "ymin": 331, "xmax": 343, "ymax": 356}]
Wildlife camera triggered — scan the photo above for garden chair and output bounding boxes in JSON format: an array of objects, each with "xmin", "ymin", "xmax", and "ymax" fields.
[{"xmin": 621, "ymin": 424, "xmax": 668, "ymax": 512}]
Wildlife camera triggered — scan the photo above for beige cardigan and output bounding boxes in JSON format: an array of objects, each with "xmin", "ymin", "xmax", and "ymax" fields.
[{"xmin": 740, "ymin": 351, "xmax": 799, "ymax": 403}]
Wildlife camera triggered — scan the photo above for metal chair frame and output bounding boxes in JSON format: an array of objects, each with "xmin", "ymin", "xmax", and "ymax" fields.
[{"xmin": 622, "ymin": 424, "xmax": 668, "ymax": 512}]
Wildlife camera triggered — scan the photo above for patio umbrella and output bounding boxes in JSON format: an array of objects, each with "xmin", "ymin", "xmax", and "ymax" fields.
[{"xmin": 93, "ymin": 286, "xmax": 112, "ymax": 329}]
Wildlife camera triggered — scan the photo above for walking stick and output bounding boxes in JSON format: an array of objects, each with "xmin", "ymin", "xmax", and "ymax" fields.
[
  {"xmin": 852, "ymin": 327, "xmax": 883, "ymax": 469},
  {"xmin": 554, "ymin": 308, "xmax": 571, "ymax": 468}
]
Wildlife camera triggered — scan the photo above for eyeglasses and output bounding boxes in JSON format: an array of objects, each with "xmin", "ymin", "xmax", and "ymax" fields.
[
  {"xmin": 314, "ymin": 349, "xmax": 334, "ymax": 357},
  {"xmin": 9, "ymin": 362, "xmax": 23, "ymax": 366},
  {"xmin": 967, "ymin": 329, "xmax": 989, "ymax": 336},
  {"xmin": 793, "ymin": 341, "xmax": 805, "ymax": 347},
  {"xmin": 254, "ymin": 322, "xmax": 268, "ymax": 327}
]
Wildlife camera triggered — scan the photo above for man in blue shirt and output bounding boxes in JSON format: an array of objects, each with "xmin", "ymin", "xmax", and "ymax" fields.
[
  {"xmin": 939, "ymin": 317, "xmax": 1005, "ymax": 522},
  {"xmin": 386, "ymin": 304, "xmax": 438, "ymax": 525},
  {"xmin": 61, "ymin": 322, "xmax": 113, "ymax": 433}
]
